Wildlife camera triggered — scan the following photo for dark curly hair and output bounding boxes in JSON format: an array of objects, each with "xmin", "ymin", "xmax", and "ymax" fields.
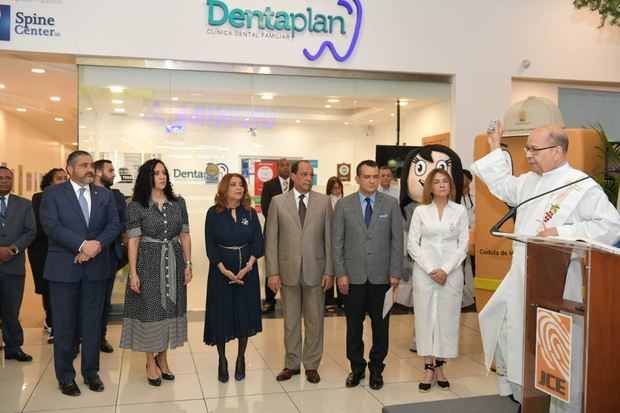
[
  {"xmin": 40, "ymin": 168, "xmax": 66, "ymax": 191},
  {"xmin": 132, "ymin": 159, "xmax": 178, "ymax": 207}
]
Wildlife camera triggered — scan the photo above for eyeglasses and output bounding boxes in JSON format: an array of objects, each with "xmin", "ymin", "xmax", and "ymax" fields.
[{"xmin": 523, "ymin": 145, "xmax": 559, "ymax": 155}]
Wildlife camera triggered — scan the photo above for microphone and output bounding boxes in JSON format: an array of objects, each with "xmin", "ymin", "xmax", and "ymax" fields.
[{"xmin": 491, "ymin": 167, "xmax": 620, "ymax": 237}]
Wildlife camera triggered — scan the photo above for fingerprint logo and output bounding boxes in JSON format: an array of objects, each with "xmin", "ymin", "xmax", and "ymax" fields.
[{"xmin": 537, "ymin": 310, "xmax": 571, "ymax": 379}]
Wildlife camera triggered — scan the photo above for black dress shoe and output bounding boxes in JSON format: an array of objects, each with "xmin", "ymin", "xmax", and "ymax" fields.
[
  {"xmin": 100, "ymin": 339, "xmax": 114, "ymax": 353},
  {"xmin": 218, "ymin": 358, "xmax": 229, "ymax": 383},
  {"xmin": 155, "ymin": 354, "xmax": 175, "ymax": 381},
  {"xmin": 369, "ymin": 372, "xmax": 383, "ymax": 390},
  {"xmin": 84, "ymin": 375, "xmax": 105, "ymax": 392},
  {"xmin": 261, "ymin": 302, "xmax": 275, "ymax": 314},
  {"xmin": 5, "ymin": 349, "xmax": 33, "ymax": 362},
  {"xmin": 234, "ymin": 356, "xmax": 246, "ymax": 381},
  {"xmin": 146, "ymin": 364, "xmax": 162, "ymax": 387},
  {"xmin": 345, "ymin": 370, "xmax": 365, "ymax": 387},
  {"xmin": 59, "ymin": 380, "xmax": 81, "ymax": 396}
]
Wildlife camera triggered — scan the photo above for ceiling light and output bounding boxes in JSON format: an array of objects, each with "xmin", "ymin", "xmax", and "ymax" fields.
[
  {"xmin": 139, "ymin": 113, "xmax": 145, "ymax": 117},
  {"xmin": 344, "ymin": 122, "xmax": 349, "ymax": 125},
  {"xmin": 327, "ymin": 98, "xmax": 340, "ymax": 103},
  {"xmin": 114, "ymin": 108, "xmax": 126, "ymax": 113},
  {"xmin": 191, "ymin": 115, "xmax": 196, "ymax": 119},
  {"xmin": 71, "ymin": 142, "xmax": 78, "ymax": 146},
  {"xmin": 369, "ymin": 119, "xmax": 374, "ymax": 123},
  {"xmin": 0, "ymin": 84, "xmax": 6, "ymax": 89},
  {"xmin": 54, "ymin": 117, "xmax": 64, "ymax": 122},
  {"xmin": 49, "ymin": 96, "xmax": 61, "ymax": 102},
  {"xmin": 171, "ymin": 97, "xmax": 179, "ymax": 101},
  {"xmin": 86, "ymin": 107, "xmax": 93, "ymax": 111},
  {"xmin": 260, "ymin": 94, "xmax": 274, "ymax": 100},
  {"xmin": 189, "ymin": 92, "xmax": 203, "ymax": 96},
  {"xmin": 398, "ymin": 101, "xmax": 409, "ymax": 106},
  {"xmin": 109, "ymin": 86, "xmax": 124, "ymax": 94},
  {"xmin": 111, "ymin": 99, "xmax": 124, "ymax": 104},
  {"xmin": 79, "ymin": 125, "xmax": 87, "ymax": 129},
  {"xmin": 31, "ymin": 68, "xmax": 46, "ymax": 74},
  {"xmin": 16, "ymin": 107, "xmax": 27, "ymax": 112},
  {"xmin": 390, "ymin": 113, "xmax": 395, "ymax": 117},
  {"xmin": 295, "ymin": 120, "xmax": 301, "ymax": 123},
  {"xmin": 324, "ymin": 104, "xmax": 332, "ymax": 108}
]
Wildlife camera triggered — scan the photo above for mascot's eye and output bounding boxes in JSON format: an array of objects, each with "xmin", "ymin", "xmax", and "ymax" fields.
[
  {"xmin": 436, "ymin": 160, "xmax": 449, "ymax": 170},
  {"xmin": 414, "ymin": 161, "xmax": 427, "ymax": 176}
]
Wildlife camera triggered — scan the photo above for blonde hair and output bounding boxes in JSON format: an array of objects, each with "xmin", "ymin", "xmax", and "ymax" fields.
[
  {"xmin": 422, "ymin": 169, "xmax": 456, "ymax": 204},
  {"xmin": 214, "ymin": 173, "xmax": 252, "ymax": 212}
]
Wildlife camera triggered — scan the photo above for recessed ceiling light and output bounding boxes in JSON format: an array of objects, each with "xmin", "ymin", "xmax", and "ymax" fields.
[
  {"xmin": 344, "ymin": 122, "xmax": 349, "ymax": 125},
  {"xmin": 189, "ymin": 92, "xmax": 203, "ymax": 96},
  {"xmin": 49, "ymin": 96, "xmax": 61, "ymax": 102},
  {"xmin": 0, "ymin": 84, "xmax": 6, "ymax": 89},
  {"xmin": 369, "ymin": 119, "xmax": 374, "ymax": 123},
  {"xmin": 260, "ymin": 94, "xmax": 274, "ymax": 100},
  {"xmin": 327, "ymin": 98, "xmax": 340, "ymax": 103},
  {"xmin": 79, "ymin": 125, "xmax": 87, "ymax": 129},
  {"xmin": 16, "ymin": 107, "xmax": 27, "ymax": 112},
  {"xmin": 398, "ymin": 101, "xmax": 409, "ymax": 106},
  {"xmin": 295, "ymin": 120, "xmax": 301, "ymax": 123},
  {"xmin": 31, "ymin": 68, "xmax": 46, "ymax": 74},
  {"xmin": 171, "ymin": 97, "xmax": 179, "ymax": 101},
  {"xmin": 324, "ymin": 104, "xmax": 332, "ymax": 108},
  {"xmin": 114, "ymin": 108, "xmax": 126, "ymax": 113},
  {"xmin": 244, "ymin": 117, "xmax": 250, "ymax": 121},
  {"xmin": 139, "ymin": 113, "xmax": 145, "ymax": 117},
  {"xmin": 109, "ymin": 86, "xmax": 124, "ymax": 94},
  {"xmin": 71, "ymin": 142, "xmax": 78, "ymax": 146},
  {"xmin": 86, "ymin": 107, "xmax": 93, "ymax": 111},
  {"xmin": 390, "ymin": 113, "xmax": 395, "ymax": 117},
  {"xmin": 54, "ymin": 117, "xmax": 64, "ymax": 122},
  {"xmin": 111, "ymin": 99, "xmax": 124, "ymax": 104}
]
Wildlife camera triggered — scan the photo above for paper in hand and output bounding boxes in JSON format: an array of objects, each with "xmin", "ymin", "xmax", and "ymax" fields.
[{"xmin": 383, "ymin": 287, "xmax": 394, "ymax": 319}]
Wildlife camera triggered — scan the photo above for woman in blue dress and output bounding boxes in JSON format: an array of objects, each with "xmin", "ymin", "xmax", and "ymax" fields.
[{"xmin": 204, "ymin": 173, "xmax": 264, "ymax": 383}]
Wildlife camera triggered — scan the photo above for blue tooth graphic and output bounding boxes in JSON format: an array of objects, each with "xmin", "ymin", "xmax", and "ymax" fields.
[{"xmin": 303, "ymin": 0, "xmax": 362, "ymax": 62}]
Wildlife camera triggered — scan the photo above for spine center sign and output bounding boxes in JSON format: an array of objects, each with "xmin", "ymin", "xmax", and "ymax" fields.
[{"xmin": 205, "ymin": 0, "xmax": 363, "ymax": 62}]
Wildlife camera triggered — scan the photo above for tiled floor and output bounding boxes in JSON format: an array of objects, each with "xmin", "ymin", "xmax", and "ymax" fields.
[{"xmin": 1, "ymin": 313, "xmax": 499, "ymax": 413}]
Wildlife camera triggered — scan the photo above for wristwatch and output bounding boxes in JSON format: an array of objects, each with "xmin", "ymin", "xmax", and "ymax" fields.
[
  {"xmin": 185, "ymin": 260, "xmax": 193, "ymax": 269},
  {"xmin": 9, "ymin": 245, "xmax": 18, "ymax": 256}
]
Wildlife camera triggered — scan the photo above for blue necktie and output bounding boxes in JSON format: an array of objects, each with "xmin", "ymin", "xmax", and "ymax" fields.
[
  {"xmin": 0, "ymin": 196, "xmax": 6, "ymax": 219},
  {"xmin": 78, "ymin": 188, "xmax": 90, "ymax": 225},
  {"xmin": 364, "ymin": 197, "xmax": 372, "ymax": 228}
]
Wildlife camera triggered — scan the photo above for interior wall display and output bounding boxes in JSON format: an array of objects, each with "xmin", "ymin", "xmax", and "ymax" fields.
[
  {"xmin": 473, "ymin": 129, "xmax": 602, "ymax": 311},
  {"xmin": 337, "ymin": 163, "xmax": 351, "ymax": 182},
  {"xmin": 254, "ymin": 160, "xmax": 277, "ymax": 214},
  {"xmin": 309, "ymin": 159, "xmax": 318, "ymax": 185}
]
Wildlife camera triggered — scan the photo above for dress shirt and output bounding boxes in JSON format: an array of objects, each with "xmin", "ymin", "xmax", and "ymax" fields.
[
  {"xmin": 293, "ymin": 188, "xmax": 309, "ymax": 211},
  {"xmin": 279, "ymin": 176, "xmax": 291, "ymax": 193},
  {"xmin": 358, "ymin": 191, "xmax": 377, "ymax": 214},
  {"xmin": 70, "ymin": 179, "xmax": 92, "ymax": 215}
]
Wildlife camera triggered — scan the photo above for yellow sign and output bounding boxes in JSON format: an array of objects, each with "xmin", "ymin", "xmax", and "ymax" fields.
[{"xmin": 535, "ymin": 307, "xmax": 572, "ymax": 403}]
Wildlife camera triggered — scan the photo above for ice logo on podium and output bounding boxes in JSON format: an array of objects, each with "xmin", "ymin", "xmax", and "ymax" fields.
[
  {"xmin": 0, "ymin": 5, "xmax": 10, "ymax": 41},
  {"xmin": 535, "ymin": 308, "xmax": 572, "ymax": 403}
]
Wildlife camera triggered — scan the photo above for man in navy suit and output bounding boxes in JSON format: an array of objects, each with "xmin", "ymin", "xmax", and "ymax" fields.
[{"xmin": 41, "ymin": 151, "xmax": 120, "ymax": 396}]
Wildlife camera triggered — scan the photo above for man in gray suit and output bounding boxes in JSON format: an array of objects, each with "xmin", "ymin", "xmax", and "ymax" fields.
[
  {"xmin": 265, "ymin": 160, "xmax": 333, "ymax": 384},
  {"xmin": 332, "ymin": 160, "xmax": 403, "ymax": 390},
  {"xmin": 0, "ymin": 166, "xmax": 37, "ymax": 362}
]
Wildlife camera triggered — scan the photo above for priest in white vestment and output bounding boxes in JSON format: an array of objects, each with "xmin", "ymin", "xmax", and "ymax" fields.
[{"xmin": 471, "ymin": 123, "xmax": 620, "ymax": 412}]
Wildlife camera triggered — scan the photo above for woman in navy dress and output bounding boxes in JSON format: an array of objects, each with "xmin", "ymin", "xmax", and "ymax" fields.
[{"xmin": 204, "ymin": 173, "xmax": 264, "ymax": 383}]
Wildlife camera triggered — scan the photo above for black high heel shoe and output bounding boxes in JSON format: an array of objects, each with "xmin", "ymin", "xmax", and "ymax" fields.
[
  {"xmin": 234, "ymin": 356, "xmax": 246, "ymax": 381},
  {"xmin": 146, "ymin": 364, "xmax": 162, "ymax": 387},
  {"xmin": 434, "ymin": 359, "xmax": 450, "ymax": 390},
  {"xmin": 418, "ymin": 363, "xmax": 434, "ymax": 393},
  {"xmin": 155, "ymin": 354, "xmax": 175, "ymax": 381},
  {"xmin": 218, "ymin": 358, "xmax": 229, "ymax": 383}
]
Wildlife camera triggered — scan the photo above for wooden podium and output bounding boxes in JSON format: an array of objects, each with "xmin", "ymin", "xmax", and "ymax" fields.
[{"xmin": 522, "ymin": 237, "xmax": 620, "ymax": 413}]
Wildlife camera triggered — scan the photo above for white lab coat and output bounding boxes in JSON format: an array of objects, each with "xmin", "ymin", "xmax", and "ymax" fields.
[
  {"xmin": 407, "ymin": 200, "xmax": 469, "ymax": 358},
  {"xmin": 471, "ymin": 149, "xmax": 620, "ymax": 395}
]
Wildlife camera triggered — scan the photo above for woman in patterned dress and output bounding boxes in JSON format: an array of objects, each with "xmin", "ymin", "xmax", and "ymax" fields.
[
  {"xmin": 120, "ymin": 159, "xmax": 193, "ymax": 386},
  {"xmin": 204, "ymin": 173, "xmax": 263, "ymax": 382}
]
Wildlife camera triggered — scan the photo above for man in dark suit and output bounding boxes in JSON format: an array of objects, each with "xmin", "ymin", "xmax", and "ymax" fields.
[
  {"xmin": 265, "ymin": 160, "xmax": 333, "ymax": 383},
  {"xmin": 332, "ymin": 160, "xmax": 403, "ymax": 390},
  {"xmin": 41, "ymin": 151, "xmax": 120, "ymax": 396},
  {"xmin": 260, "ymin": 157, "xmax": 292, "ymax": 314},
  {"xmin": 93, "ymin": 159, "xmax": 127, "ymax": 354},
  {"xmin": 0, "ymin": 166, "xmax": 37, "ymax": 362}
]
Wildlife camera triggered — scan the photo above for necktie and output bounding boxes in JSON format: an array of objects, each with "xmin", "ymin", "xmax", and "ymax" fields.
[
  {"xmin": 364, "ymin": 197, "xmax": 373, "ymax": 228},
  {"xmin": 0, "ymin": 196, "xmax": 6, "ymax": 219},
  {"xmin": 298, "ymin": 194, "xmax": 306, "ymax": 227},
  {"xmin": 283, "ymin": 180, "xmax": 288, "ymax": 192},
  {"xmin": 78, "ymin": 187, "xmax": 90, "ymax": 225}
]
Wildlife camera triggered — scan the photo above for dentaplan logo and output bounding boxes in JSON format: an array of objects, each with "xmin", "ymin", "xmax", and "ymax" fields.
[
  {"xmin": 0, "ymin": 5, "xmax": 10, "ymax": 41},
  {"xmin": 205, "ymin": 0, "xmax": 362, "ymax": 62}
]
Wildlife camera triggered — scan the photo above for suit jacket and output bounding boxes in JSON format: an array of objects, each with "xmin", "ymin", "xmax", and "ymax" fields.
[
  {"xmin": 40, "ymin": 181, "xmax": 121, "ymax": 283},
  {"xmin": 261, "ymin": 176, "xmax": 291, "ymax": 219},
  {"xmin": 265, "ymin": 190, "xmax": 333, "ymax": 287},
  {"xmin": 332, "ymin": 191, "xmax": 403, "ymax": 285},
  {"xmin": 110, "ymin": 188, "xmax": 128, "ymax": 262},
  {"xmin": 0, "ymin": 194, "xmax": 36, "ymax": 275}
]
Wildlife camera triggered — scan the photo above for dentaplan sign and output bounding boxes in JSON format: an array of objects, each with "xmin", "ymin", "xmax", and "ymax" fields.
[{"xmin": 205, "ymin": 0, "xmax": 363, "ymax": 62}]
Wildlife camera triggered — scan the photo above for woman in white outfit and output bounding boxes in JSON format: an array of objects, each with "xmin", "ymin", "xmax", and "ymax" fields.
[{"xmin": 407, "ymin": 168, "xmax": 469, "ymax": 392}]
